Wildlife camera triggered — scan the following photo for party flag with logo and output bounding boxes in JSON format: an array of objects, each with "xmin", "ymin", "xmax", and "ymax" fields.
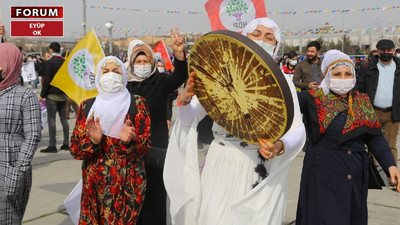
[
  {"xmin": 51, "ymin": 29, "xmax": 104, "ymax": 105},
  {"xmin": 205, "ymin": 0, "xmax": 267, "ymax": 33},
  {"xmin": 153, "ymin": 40, "xmax": 173, "ymax": 71}
]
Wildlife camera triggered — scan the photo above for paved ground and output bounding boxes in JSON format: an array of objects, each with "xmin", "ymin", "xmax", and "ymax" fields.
[{"xmin": 22, "ymin": 91, "xmax": 400, "ymax": 225}]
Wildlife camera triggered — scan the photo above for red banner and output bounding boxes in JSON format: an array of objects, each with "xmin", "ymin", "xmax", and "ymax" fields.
[
  {"xmin": 11, "ymin": 6, "xmax": 64, "ymax": 18},
  {"xmin": 11, "ymin": 21, "xmax": 64, "ymax": 37},
  {"xmin": 153, "ymin": 40, "xmax": 173, "ymax": 71},
  {"xmin": 205, "ymin": 0, "xmax": 267, "ymax": 32}
]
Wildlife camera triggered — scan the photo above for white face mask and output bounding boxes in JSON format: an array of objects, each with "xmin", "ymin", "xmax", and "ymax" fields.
[
  {"xmin": 329, "ymin": 78, "xmax": 355, "ymax": 95},
  {"xmin": 99, "ymin": 72, "xmax": 124, "ymax": 93},
  {"xmin": 157, "ymin": 67, "xmax": 165, "ymax": 73},
  {"xmin": 134, "ymin": 65, "xmax": 152, "ymax": 78},
  {"xmin": 289, "ymin": 59, "xmax": 298, "ymax": 66},
  {"xmin": 253, "ymin": 40, "xmax": 276, "ymax": 57}
]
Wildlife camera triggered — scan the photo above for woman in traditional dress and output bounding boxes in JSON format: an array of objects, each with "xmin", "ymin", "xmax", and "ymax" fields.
[
  {"xmin": 0, "ymin": 43, "xmax": 41, "ymax": 224},
  {"xmin": 125, "ymin": 29, "xmax": 187, "ymax": 225},
  {"xmin": 70, "ymin": 56, "xmax": 151, "ymax": 225},
  {"xmin": 164, "ymin": 18, "xmax": 306, "ymax": 225},
  {"xmin": 296, "ymin": 50, "xmax": 400, "ymax": 225}
]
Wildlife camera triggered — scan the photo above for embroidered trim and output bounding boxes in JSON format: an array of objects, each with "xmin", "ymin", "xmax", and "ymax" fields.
[
  {"xmin": 323, "ymin": 59, "xmax": 355, "ymax": 76},
  {"xmin": 252, "ymin": 152, "xmax": 269, "ymax": 188},
  {"xmin": 310, "ymin": 88, "xmax": 380, "ymax": 135}
]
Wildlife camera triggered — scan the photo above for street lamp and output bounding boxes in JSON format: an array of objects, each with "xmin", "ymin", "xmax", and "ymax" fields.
[{"xmin": 105, "ymin": 21, "xmax": 114, "ymax": 55}]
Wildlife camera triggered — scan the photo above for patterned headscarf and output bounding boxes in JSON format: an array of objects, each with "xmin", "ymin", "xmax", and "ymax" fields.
[
  {"xmin": 126, "ymin": 43, "xmax": 157, "ymax": 82},
  {"xmin": 88, "ymin": 56, "xmax": 131, "ymax": 139},
  {"xmin": 309, "ymin": 50, "xmax": 380, "ymax": 140},
  {"xmin": 319, "ymin": 50, "xmax": 356, "ymax": 95},
  {"xmin": 242, "ymin": 18, "xmax": 281, "ymax": 59},
  {"xmin": 126, "ymin": 39, "xmax": 144, "ymax": 63},
  {"xmin": 0, "ymin": 43, "xmax": 23, "ymax": 90}
]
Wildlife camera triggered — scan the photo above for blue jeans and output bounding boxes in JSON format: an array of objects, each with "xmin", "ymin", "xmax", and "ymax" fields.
[{"xmin": 46, "ymin": 98, "xmax": 69, "ymax": 147}]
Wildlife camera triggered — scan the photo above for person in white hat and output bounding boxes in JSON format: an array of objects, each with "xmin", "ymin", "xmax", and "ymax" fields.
[
  {"xmin": 164, "ymin": 17, "xmax": 306, "ymax": 225},
  {"xmin": 296, "ymin": 50, "xmax": 400, "ymax": 225}
]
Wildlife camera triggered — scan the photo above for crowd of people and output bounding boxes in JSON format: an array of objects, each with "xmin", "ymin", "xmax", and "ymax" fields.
[{"xmin": 1, "ymin": 16, "xmax": 400, "ymax": 225}]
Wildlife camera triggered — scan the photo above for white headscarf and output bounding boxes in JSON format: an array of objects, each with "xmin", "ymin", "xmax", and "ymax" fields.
[
  {"xmin": 319, "ymin": 50, "xmax": 356, "ymax": 95},
  {"xmin": 242, "ymin": 18, "xmax": 281, "ymax": 59},
  {"xmin": 88, "ymin": 56, "xmax": 131, "ymax": 139}
]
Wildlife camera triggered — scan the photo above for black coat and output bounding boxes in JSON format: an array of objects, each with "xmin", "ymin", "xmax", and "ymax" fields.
[
  {"xmin": 126, "ymin": 58, "xmax": 188, "ymax": 148},
  {"xmin": 296, "ymin": 91, "xmax": 396, "ymax": 225},
  {"xmin": 354, "ymin": 55, "xmax": 400, "ymax": 121},
  {"xmin": 40, "ymin": 55, "xmax": 66, "ymax": 98}
]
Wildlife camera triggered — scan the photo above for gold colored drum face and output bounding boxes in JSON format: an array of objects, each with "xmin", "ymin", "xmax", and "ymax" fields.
[{"xmin": 188, "ymin": 30, "xmax": 293, "ymax": 145}]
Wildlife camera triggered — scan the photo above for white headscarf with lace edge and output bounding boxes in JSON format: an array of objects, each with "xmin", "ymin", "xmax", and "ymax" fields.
[
  {"xmin": 242, "ymin": 18, "xmax": 281, "ymax": 59},
  {"xmin": 319, "ymin": 50, "xmax": 356, "ymax": 95}
]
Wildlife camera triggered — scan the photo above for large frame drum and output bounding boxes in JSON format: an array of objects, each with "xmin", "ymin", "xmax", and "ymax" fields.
[{"xmin": 188, "ymin": 30, "xmax": 294, "ymax": 144}]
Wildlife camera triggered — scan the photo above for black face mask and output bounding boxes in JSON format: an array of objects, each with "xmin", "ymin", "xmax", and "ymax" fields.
[
  {"xmin": 0, "ymin": 70, "xmax": 4, "ymax": 83},
  {"xmin": 379, "ymin": 53, "xmax": 393, "ymax": 62}
]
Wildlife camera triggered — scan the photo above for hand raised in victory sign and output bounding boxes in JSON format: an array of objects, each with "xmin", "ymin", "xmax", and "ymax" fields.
[{"xmin": 170, "ymin": 28, "xmax": 185, "ymax": 61}]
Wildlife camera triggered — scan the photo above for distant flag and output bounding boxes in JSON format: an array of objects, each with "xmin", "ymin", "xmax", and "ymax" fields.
[
  {"xmin": 51, "ymin": 29, "xmax": 104, "ymax": 105},
  {"xmin": 153, "ymin": 40, "xmax": 173, "ymax": 71},
  {"xmin": 205, "ymin": 0, "xmax": 267, "ymax": 33},
  {"xmin": 21, "ymin": 62, "xmax": 37, "ymax": 82}
]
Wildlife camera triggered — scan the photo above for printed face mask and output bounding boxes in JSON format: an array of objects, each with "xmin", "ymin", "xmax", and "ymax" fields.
[
  {"xmin": 329, "ymin": 78, "xmax": 355, "ymax": 95},
  {"xmin": 99, "ymin": 72, "xmax": 124, "ymax": 93},
  {"xmin": 134, "ymin": 65, "xmax": 152, "ymax": 78},
  {"xmin": 253, "ymin": 40, "xmax": 276, "ymax": 57},
  {"xmin": 157, "ymin": 67, "xmax": 165, "ymax": 73}
]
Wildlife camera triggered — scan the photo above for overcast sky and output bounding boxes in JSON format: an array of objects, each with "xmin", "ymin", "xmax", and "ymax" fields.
[{"xmin": 1, "ymin": 0, "xmax": 400, "ymax": 39}]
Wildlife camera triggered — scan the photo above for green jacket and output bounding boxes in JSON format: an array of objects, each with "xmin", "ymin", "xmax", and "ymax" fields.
[{"xmin": 293, "ymin": 57, "xmax": 323, "ymax": 91}]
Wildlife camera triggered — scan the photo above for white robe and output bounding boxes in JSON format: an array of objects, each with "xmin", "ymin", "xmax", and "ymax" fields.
[{"xmin": 164, "ymin": 77, "xmax": 306, "ymax": 225}]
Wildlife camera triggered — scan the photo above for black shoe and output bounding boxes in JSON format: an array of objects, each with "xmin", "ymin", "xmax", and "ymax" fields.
[
  {"xmin": 60, "ymin": 144, "xmax": 69, "ymax": 151},
  {"xmin": 40, "ymin": 146, "xmax": 58, "ymax": 153}
]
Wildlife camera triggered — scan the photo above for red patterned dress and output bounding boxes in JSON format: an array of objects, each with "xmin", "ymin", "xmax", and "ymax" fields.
[{"xmin": 70, "ymin": 95, "xmax": 151, "ymax": 225}]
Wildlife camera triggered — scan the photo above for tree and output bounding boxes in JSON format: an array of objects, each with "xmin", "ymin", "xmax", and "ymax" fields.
[
  {"xmin": 334, "ymin": 35, "xmax": 362, "ymax": 55},
  {"xmin": 226, "ymin": 0, "xmax": 248, "ymax": 21},
  {"xmin": 315, "ymin": 36, "xmax": 329, "ymax": 53},
  {"xmin": 283, "ymin": 45, "xmax": 300, "ymax": 54},
  {"xmin": 301, "ymin": 36, "xmax": 329, "ymax": 55},
  {"xmin": 337, "ymin": 35, "xmax": 351, "ymax": 53},
  {"xmin": 327, "ymin": 39, "xmax": 339, "ymax": 51}
]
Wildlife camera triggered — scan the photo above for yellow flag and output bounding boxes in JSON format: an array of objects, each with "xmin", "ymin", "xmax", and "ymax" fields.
[{"xmin": 51, "ymin": 29, "xmax": 104, "ymax": 105}]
